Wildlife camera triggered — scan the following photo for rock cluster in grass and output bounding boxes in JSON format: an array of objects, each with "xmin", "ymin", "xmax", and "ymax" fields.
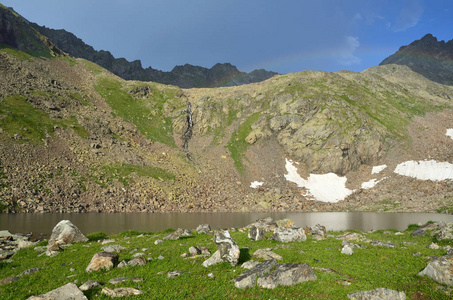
[
  {"xmin": 0, "ymin": 230, "xmax": 36, "ymax": 260},
  {"xmin": 2, "ymin": 219, "xmax": 453, "ymax": 298}
]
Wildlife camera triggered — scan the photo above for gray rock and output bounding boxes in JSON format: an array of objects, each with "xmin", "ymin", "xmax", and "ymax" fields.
[
  {"xmin": 101, "ymin": 287, "xmax": 144, "ymax": 297},
  {"xmin": 158, "ymin": 255, "xmax": 165, "ymax": 260},
  {"xmin": 29, "ymin": 283, "xmax": 87, "ymax": 300},
  {"xmin": 341, "ymin": 245, "xmax": 354, "ymax": 255},
  {"xmin": 248, "ymin": 226, "xmax": 266, "ymax": 241},
  {"xmin": 235, "ymin": 259, "xmax": 279, "ymax": 288},
  {"xmin": 46, "ymin": 220, "xmax": 88, "ymax": 256},
  {"xmin": 117, "ymin": 260, "xmax": 128, "ymax": 268},
  {"xmin": 86, "ymin": 251, "xmax": 119, "ymax": 272},
  {"xmin": 336, "ymin": 232, "xmax": 365, "ymax": 241},
  {"xmin": 79, "ymin": 280, "xmax": 101, "ymax": 291},
  {"xmin": 189, "ymin": 246, "xmax": 201, "ymax": 256},
  {"xmin": 163, "ymin": 228, "xmax": 192, "ymax": 240},
  {"xmin": 270, "ymin": 227, "xmax": 306, "ymax": 243},
  {"xmin": 215, "ymin": 230, "xmax": 240, "ymax": 266},
  {"xmin": 196, "ymin": 224, "xmax": 211, "ymax": 234},
  {"xmin": 310, "ymin": 224, "xmax": 327, "ymax": 236},
  {"xmin": 0, "ymin": 276, "xmax": 19, "ymax": 285},
  {"xmin": 154, "ymin": 239, "xmax": 164, "ymax": 245},
  {"xmin": 246, "ymin": 217, "xmax": 277, "ymax": 232},
  {"xmin": 167, "ymin": 270, "xmax": 187, "ymax": 278},
  {"xmin": 253, "ymin": 249, "xmax": 283, "ymax": 260},
  {"xmin": 101, "ymin": 239, "xmax": 115, "ymax": 245},
  {"xmin": 411, "ymin": 228, "xmax": 426, "ymax": 237},
  {"xmin": 242, "ymin": 260, "xmax": 260, "ymax": 269},
  {"xmin": 342, "ymin": 240, "xmax": 366, "ymax": 249},
  {"xmin": 101, "ymin": 244, "xmax": 126, "ymax": 253},
  {"xmin": 128, "ymin": 256, "xmax": 147, "ymax": 267},
  {"xmin": 202, "ymin": 250, "xmax": 223, "ymax": 267},
  {"xmin": 347, "ymin": 288, "xmax": 406, "ymax": 299},
  {"xmin": 257, "ymin": 263, "xmax": 317, "ymax": 289},
  {"xmin": 20, "ymin": 267, "xmax": 39, "ymax": 276},
  {"xmin": 437, "ymin": 227, "xmax": 453, "ymax": 240},
  {"xmin": 418, "ymin": 253, "xmax": 453, "ymax": 286},
  {"xmin": 109, "ymin": 277, "xmax": 143, "ymax": 284},
  {"xmin": 369, "ymin": 240, "xmax": 396, "ymax": 248}
]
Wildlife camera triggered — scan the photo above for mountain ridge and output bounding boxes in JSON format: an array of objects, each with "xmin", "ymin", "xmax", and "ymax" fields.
[
  {"xmin": 380, "ymin": 33, "xmax": 453, "ymax": 85},
  {"xmin": 30, "ymin": 23, "xmax": 278, "ymax": 88}
]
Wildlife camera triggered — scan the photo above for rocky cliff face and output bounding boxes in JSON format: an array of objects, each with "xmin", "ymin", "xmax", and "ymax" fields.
[
  {"xmin": 29, "ymin": 23, "xmax": 277, "ymax": 88},
  {"xmin": 380, "ymin": 34, "xmax": 453, "ymax": 85}
]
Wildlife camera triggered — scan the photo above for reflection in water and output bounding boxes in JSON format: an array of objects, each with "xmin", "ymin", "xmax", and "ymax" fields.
[{"xmin": 1, "ymin": 212, "xmax": 452, "ymax": 239}]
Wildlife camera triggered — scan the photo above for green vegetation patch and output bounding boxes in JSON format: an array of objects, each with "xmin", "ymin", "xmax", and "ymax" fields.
[
  {"xmin": 102, "ymin": 163, "xmax": 175, "ymax": 186},
  {"xmin": 227, "ymin": 112, "xmax": 261, "ymax": 174},
  {"xmin": 0, "ymin": 226, "xmax": 451, "ymax": 299},
  {"xmin": 0, "ymin": 95, "xmax": 89, "ymax": 144},
  {"xmin": 94, "ymin": 77, "xmax": 181, "ymax": 147}
]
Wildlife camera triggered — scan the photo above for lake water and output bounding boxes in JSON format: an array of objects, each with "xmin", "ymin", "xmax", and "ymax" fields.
[{"xmin": 1, "ymin": 212, "xmax": 452, "ymax": 239}]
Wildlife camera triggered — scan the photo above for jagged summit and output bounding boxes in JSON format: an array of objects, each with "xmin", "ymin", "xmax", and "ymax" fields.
[{"xmin": 380, "ymin": 33, "xmax": 453, "ymax": 85}]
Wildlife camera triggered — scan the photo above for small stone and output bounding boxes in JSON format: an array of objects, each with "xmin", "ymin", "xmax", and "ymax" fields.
[
  {"xmin": 167, "ymin": 270, "xmax": 187, "ymax": 278},
  {"xmin": 427, "ymin": 242, "xmax": 440, "ymax": 249},
  {"xmin": 207, "ymin": 273, "xmax": 214, "ymax": 278},
  {"xmin": 0, "ymin": 276, "xmax": 19, "ymax": 285},
  {"xmin": 202, "ymin": 250, "xmax": 223, "ymax": 267},
  {"xmin": 158, "ymin": 255, "xmax": 165, "ymax": 260},
  {"xmin": 101, "ymin": 287, "xmax": 144, "ymax": 297},
  {"xmin": 248, "ymin": 226, "xmax": 266, "ymax": 241},
  {"xmin": 154, "ymin": 239, "xmax": 164, "ymax": 245},
  {"xmin": 347, "ymin": 288, "xmax": 406, "ymax": 299},
  {"xmin": 79, "ymin": 280, "xmax": 101, "ymax": 291},
  {"xmin": 196, "ymin": 224, "xmax": 211, "ymax": 234},
  {"xmin": 253, "ymin": 249, "xmax": 283, "ymax": 260},
  {"xmin": 411, "ymin": 228, "xmax": 426, "ymax": 237},
  {"xmin": 242, "ymin": 260, "xmax": 260, "ymax": 269},
  {"xmin": 86, "ymin": 252, "xmax": 119, "ymax": 272},
  {"xmin": 257, "ymin": 263, "xmax": 317, "ymax": 289},
  {"xmin": 101, "ymin": 245, "xmax": 126, "ymax": 253},
  {"xmin": 189, "ymin": 246, "xmax": 201, "ymax": 256},
  {"xmin": 20, "ymin": 267, "xmax": 39, "ymax": 276},
  {"xmin": 117, "ymin": 260, "xmax": 127, "ymax": 268},
  {"xmin": 133, "ymin": 252, "xmax": 146, "ymax": 257},
  {"xmin": 128, "ymin": 256, "xmax": 147, "ymax": 267},
  {"xmin": 101, "ymin": 239, "xmax": 115, "ymax": 245}
]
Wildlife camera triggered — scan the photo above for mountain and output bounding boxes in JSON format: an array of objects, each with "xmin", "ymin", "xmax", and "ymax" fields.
[
  {"xmin": 1, "ymin": 5, "xmax": 452, "ymax": 214},
  {"xmin": 30, "ymin": 23, "xmax": 278, "ymax": 88},
  {"xmin": 380, "ymin": 34, "xmax": 453, "ymax": 85}
]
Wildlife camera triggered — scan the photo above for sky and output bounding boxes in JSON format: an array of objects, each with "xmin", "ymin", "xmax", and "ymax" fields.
[{"xmin": 2, "ymin": 0, "xmax": 452, "ymax": 74}]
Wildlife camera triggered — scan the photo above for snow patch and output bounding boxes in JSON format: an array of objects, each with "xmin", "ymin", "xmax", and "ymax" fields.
[
  {"xmin": 284, "ymin": 159, "xmax": 353, "ymax": 203},
  {"xmin": 447, "ymin": 129, "xmax": 453, "ymax": 140},
  {"xmin": 250, "ymin": 181, "xmax": 264, "ymax": 189},
  {"xmin": 361, "ymin": 178, "xmax": 385, "ymax": 189},
  {"xmin": 372, "ymin": 165, "xmax": 387, "ymax": 174},
  {"xmin": 394, "ymin": 160, "xmax": 453, "ymax": 181}
]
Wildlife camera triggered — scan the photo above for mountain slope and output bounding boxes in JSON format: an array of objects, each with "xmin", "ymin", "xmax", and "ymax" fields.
[
  {"xmin": 30, "ymin": 23, "xmax": 277, "ymax": 88},
  {"xmin": 0, "ymin": 5, "xmax": 452, "ymax": 214},
  {"xmin": 380, "ymin": 34, "xmax": 453, "ymax": 85}
]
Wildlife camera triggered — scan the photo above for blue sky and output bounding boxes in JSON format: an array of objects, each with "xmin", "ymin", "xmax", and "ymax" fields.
[{"xmin": 2, "ymin": 0, "xmax": 452, "ymax": 74}]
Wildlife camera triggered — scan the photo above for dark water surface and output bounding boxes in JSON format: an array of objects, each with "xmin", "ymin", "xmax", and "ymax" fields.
[{"xmin": 1, "ymin": 212, "xmax": 452, "ymax": 238}]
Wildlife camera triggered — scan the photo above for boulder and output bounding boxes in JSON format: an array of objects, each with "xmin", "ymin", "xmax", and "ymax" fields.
[
  {"xmin": 28, "ymin": 283, "xmax": 87, "ymax": 300},
  {"xmin": 341, "ymin": 245, "xmax": 353, "ymax": 255},
  {"xmin": 128, "ymin": 256, "xmax": 146, "ymax": 267},
  {"xmin": 235, "ymin": 259, "xmax": 279, "ymax": 288},
  {"xmin": 46, "ymin": 220, "xmax": 88, "ymax": 256},
  {"xmin": 101, "ymin": 287, "xmax": 144, "ymax": 297},
  {"xmin": 253, "ymin": 249, "xmax": 283, "ymax": 260},
  {"xmin": 275, "ymin": 219, "xmax": 294, "ymax": 228},
  {"xmin": 202, "ymin": 250, "xmax": 223, "ymax": 267},
  {"xmin": 270, "ymin": 227, "xmax": 306, "ymax": 243},
  {"xmin": 310, "ymin": 224, "xmax": 327, "ymax": 236},
  {"xmin": 347, "ymin": 288, "xmax": 406, "ymax": 299},
  {"xmin": 215, "ymin": 230, "xmax": 240, "ymax": 266},
  {"xmin": 246, "ymin": 217, "xmax": 277, "ymax": 232},
  {"xmin": 86, "ymin": 251, "xmax": 119, "ymax": 272},
  {"xmin": 163, "ymin": 228, "xmax": 192, "ymax": 240},
  {"xmin": 196, "ymin": 224, "xmax": 211, "ymax": 234},
  {"xmin": 418, "ymin": 253, "xmax": 453, "ymax": 286},
  {"xmin": 167, "ymin": 270, "xmax": 187, "ymax": 278},
  {"xmin": 248, "ymin": 226, "xmax": 266, "ymax": 241},
  {"xmin": 257, "ymin": 263, "xmax": 317, "ymax": 289},
  {"xmin": 437, "ymin": 227, "xmax": 453, "ymax": 240}
]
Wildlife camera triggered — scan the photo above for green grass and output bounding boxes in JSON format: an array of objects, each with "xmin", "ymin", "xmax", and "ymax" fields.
[
  {"xmin": 94, "ymin": 77, "xmax": 182, "ymax": 147},
  {"xmin": 227, "ymin": 112, "xmax": 261, "ymax": 174},
  {"xmin": 0, "ymin": 95, "xmax": 89, "ymax": 144},
  {"xmin": 1, "ymin": 226, "xmax": 451, "ymax": 299},
  {"xmin": 101, "ymin": 163, "xmax": 175, "ymax": 187}
]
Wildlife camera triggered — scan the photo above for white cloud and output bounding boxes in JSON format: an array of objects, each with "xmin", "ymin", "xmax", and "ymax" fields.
[
  {"xmin": 392, "ymin": 0, "xmax": 424, "ymax": 32},
  {"xmin": 337, "ymin": 36, "xmax": 361, "ymax": 66}
]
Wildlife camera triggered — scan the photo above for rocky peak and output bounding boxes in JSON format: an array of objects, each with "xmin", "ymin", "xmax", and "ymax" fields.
[{"xmin": 380, "ymin": 34, "xmax": 453, "ymax": 85}]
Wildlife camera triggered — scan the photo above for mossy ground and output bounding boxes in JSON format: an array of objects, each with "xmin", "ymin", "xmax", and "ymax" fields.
[{"xmin": 1, "ymin": 226, "xmax": 451, "ymax": 299}]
